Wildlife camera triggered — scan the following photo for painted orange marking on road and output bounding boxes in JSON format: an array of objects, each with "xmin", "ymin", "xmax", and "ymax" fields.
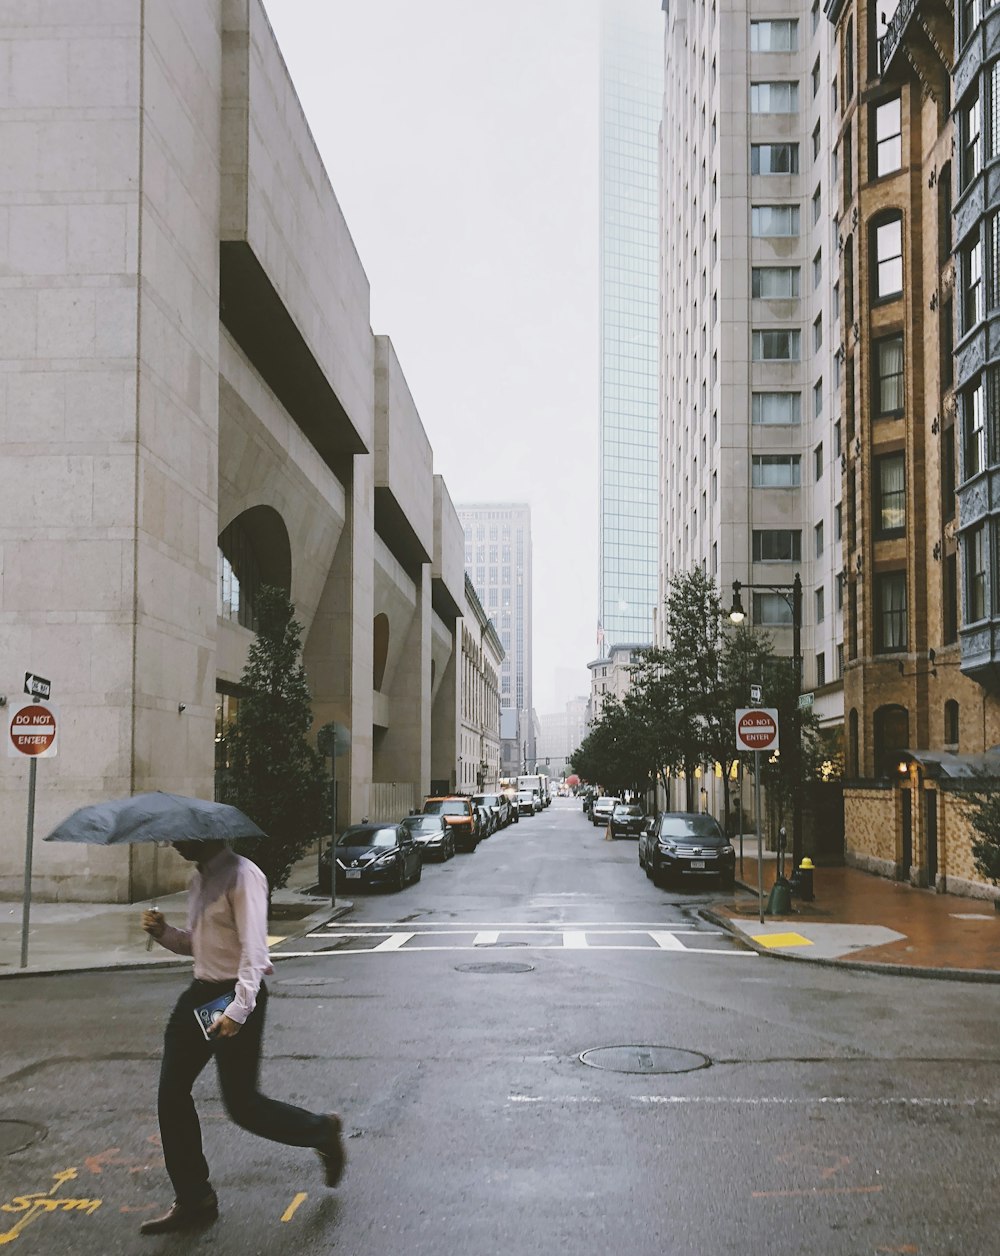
[
  {"xmin": 84, "ymin": 1148, "xmax": 128, "ymax": 1175},
  {"xmin": 874, "ymin": 1247, "xmax": 919, "ymax": 1254},
  {"xmin": 752, "ymin": 1185, "xmax": 883, "ymax": 1198},
  {"xmin": 119, "ymin": 1205, "xmax": 158, "ymax": 1215},
  {"xmin": 280, "ymin": 1192, "xmax": 308, "ymax": 1222},
  {"xmin": 0, "ymin": 1168, "xmax": 102, "ymax": 1246}
]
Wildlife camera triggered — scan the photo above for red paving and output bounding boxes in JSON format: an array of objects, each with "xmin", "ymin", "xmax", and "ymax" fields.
[{"xmin": 722, "ymin": 855, "xmax": 1000, "ymax": 973}]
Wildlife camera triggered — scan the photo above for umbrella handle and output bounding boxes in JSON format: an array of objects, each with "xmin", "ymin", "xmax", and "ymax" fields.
[{"xmin": 145, "ymin": 899, "xmax": 156, "ymax": 951}]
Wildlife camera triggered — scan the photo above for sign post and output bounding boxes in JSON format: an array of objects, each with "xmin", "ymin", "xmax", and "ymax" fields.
[
  {"xmin": 736, "ymin": 708, "xmax": 779, "ymax": 924},
  {"xmin": 9, "ymin": 698, "xmax": 59, "ymax": 968}
]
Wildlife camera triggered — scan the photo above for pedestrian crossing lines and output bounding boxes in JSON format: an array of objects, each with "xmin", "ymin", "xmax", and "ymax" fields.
[{"xmin": 273, "ymin": 922, "xmax": 756, "ymax": 958}]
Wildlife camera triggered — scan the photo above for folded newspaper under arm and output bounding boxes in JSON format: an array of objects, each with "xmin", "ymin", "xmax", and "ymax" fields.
[{"xmin": 193, "ymin": 990, "xmax": 236, "ymax": 1040}]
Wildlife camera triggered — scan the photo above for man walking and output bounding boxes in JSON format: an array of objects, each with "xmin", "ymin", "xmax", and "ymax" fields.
[{"xmin": 141, "ymin": 839, "xmax": 345, "ymax": 1235}]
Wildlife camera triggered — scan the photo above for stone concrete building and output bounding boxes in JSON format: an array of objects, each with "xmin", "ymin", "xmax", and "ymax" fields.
[
  {"xmin": 458, "ymin": 575, "xmax": 503, "ymax": 794},
  {"xmin": 0, "ymin": 1, "xmax": 468, "ymax": 901},
  {"xmin": 828, "ymin": 0, "xmax": 1000, "ymax": 899}
]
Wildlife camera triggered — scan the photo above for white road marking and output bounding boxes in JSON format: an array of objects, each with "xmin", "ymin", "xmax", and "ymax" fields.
[
  {"xmin": 473, "ymin": 931, "xmax": 500, "ymax": 945},
  {"xmin": 370, "ymin": 932, "xmax": 415, "ymax": 951},
  {"xmin": 322, "ymin": 921, "xmax": 729, "ymax": 929},
  {"xmin": 562, "ymin": 931, "xmax": 589, "ymax": 948},
  {"xmin": 649, "ymin": 931, "xmax": 686, "ymax": 951},
  {"xmin": 507, "ymin": 1095, "xmax": 999, "ymax": 1108}
]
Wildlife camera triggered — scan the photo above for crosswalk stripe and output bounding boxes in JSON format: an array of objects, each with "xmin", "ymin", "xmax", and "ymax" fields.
[
  {"xmin": 562, "ymin": 931, "xmax": 589, "ymax": 948},
  {"xmin": 371, "ymin": 932, "xmax": 414, "ymax": 951},
  {"xmin": 649, "ymin": 931, "xmax": 686, "ymax": 950},
  {"xmin": 473, "ymin": 931, "xmax": 500, "ymax": 945}
]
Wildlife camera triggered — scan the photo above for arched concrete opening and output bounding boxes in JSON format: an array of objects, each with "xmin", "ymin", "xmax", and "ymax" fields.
[
  {"xmin": 218, "ymin": 505, "xmax": 292, "ymax": 629},
  {"xmin": 373, "ymin": 613, "xmax": 390, "ymax": 691}
]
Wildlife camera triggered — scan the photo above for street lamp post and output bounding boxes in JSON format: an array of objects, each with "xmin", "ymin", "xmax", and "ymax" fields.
[{"xmin": 728, "ymin": 573, "xmax": 804, "ymax": 869}]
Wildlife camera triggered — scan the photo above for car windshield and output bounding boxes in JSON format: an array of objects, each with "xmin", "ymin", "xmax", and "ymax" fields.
[
  {"xmin": 337, "ymin": 827, "xmax": 397, "ymax": 847},
  {"xmin": 473, "ymin": 795, "xmax": 499, "ymax": 806},
  {"xmin": 402, "ymin": 816, "xmax": 440, "ymax": 832},
  {"xmin": 658, "ymin": 815, "xmax": 725, "ymax": 843},
  {"xmin": 424, "ymin": 800, "xmax": 469, "ymax": 817},
  {"xmin": 614, "ymin": 805, "xmax": 644, "ymax": 818},
  {"xmin": 597, "ymin": 797, "xmax": 619, "ymax": 806}
]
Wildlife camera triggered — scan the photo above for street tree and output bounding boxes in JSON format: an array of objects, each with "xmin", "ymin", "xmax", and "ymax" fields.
[{"xmin": 222, "ymin": 584, "xmax": 329, "ymax": 890}]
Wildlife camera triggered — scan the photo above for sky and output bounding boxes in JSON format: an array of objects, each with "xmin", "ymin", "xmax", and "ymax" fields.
[{"xmin": 263, "ymin": 0, "xmax": 602, "ymax": 714}]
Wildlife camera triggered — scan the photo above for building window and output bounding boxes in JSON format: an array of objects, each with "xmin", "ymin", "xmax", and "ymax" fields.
[
  {"xmin": 876, "ymin": 571, "xmax": 908, "ymax": 652},
  {"xmin": 988, "ymin": 210, "xmax": 1000, "ymax": 311},
  {"xmin": 751, "ymin": 266, "xmax": 800, "ymax": 297},
  {"xmin": 944, "ymin": 553, "xmax": 959, "ymax": 644},
  {"xmin": 752, "ymin": 529, "xmax": 802, "ymax": 561},
  {"xmin": 962, "ymin": 234, "xmax": 984, "ymax": 332},
  {"xmin": 962, "ymin": 88, "xmax": 982, "ymax": 188},
  {"xmin": 752, "ymin": 391, "xmax": 801, "ymax": 424},
  {"xmin": 844, "ymin": 18, "xmax": 854, "ymax": 101},
  {"xmin": 876, "ymin": 453, "xmax": 906, "ymax": 534},
  {"xmin": 751, "ymin": 329, "xmax": 801, "ymax": 360},
  {"xmin": 872, "ymin": 213, "xmax": 903, "ymax": 300},
  {"xmin": 813, "ymin": 314, "xmax": 823, "ymax": 351},
  {"xmin": 815, "ymin": 586, "xmax": 826, "ymax": 623},
  {"xmin": 812, "ymin": 121, "xmax": 822, "ymax": 160},
  {"xmin": 750, "ymin": 18, "xmax": 799, "ymax": 49},
  {"xmin": 872, "ymin": 96, "xmax": 902, "ymax": 176},
  {"xmin": 750, "ymin": 81, "xmax": 799, "ymax": 113},
  {"xmin": 753, "ymin": 592, "xmax": 794, "ymax": 625},
  {"xmin": 811, "ymin": 55, "xmax": 821, "ymax": 97},
  {"xmin": 751, "ymin": 205, "xmax": 800, "ymax": 237},
  {"xmin": 961, "ymin": 0, "xmax": 982, "ymax": 43},
  {"xmin": 874, "ymin": 704, "xmax": 909, "ymax": 777},
  {"xmin": 813, "ymin": 377, "xmax": 823, "ymax": 417},
  {"xmin": 990, "ymin": 59, "xmax": 1000, "ymax": 160},
  {"xmin": 943, "ymin": 426, "xmax": 957, "ymax": 521},
  {"xmin": 944, "ymin": 699, "xmax": 960, "ymax": 747},
  {"xmin": 873, "ymin": 334, "xmax": 904, "ymax": 417},
  {"xmin": 837, "ymin": 643, "xmax": 844, "ymax": 678},
  {"xmin": 843, "ymin": 122, "xmax": 853, "ymax": 199},
  {"xmin": 752, "ymin": 454, "xmax": 801, "ymax": 486},
  {"xmin": 963, "ymin": 376, "xmax": 986, "ymax": 478},
  {"xmin": 814, "ymin": 443, "xmax": 824, "ymax": 481},
  {"xmin": 816, "ymin": 652, "xmax": 826, "ymax": 688},
  {"xmin": 967, "ymin": 522, "xmax": 987, "ymax": 621},
  {"xmin": 751, "ymin": 143, "xmax": 800, "ymax": 174},
  {"xmin": 813, "ymin": 249, "xmax": 822, "ymax": 288},
  {"xmin": 814, "ymin": 520, "xmax": 825, "ymax": 556},
  {"xmin": 835, "ymin": 502, "xmax": 842, "ymax": 539},
  {"xmin": 812, "ymin": 185, "xmax": 822, "ymax": 224}
]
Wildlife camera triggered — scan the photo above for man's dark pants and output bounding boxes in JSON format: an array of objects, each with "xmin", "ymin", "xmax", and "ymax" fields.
[{"xmin": 158, "ymin": 979, "xmax": 326, "ymax": 1203}]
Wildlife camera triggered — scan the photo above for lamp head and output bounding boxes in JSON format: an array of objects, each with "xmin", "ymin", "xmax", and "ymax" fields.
[{"xmin": 728, "ymin": 580, "xmax": 746, "ymax": 624}]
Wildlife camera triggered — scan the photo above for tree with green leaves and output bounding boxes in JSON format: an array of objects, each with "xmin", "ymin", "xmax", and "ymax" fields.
[
  {"xmin": 222, "ymin": 585, "xmax": 329, "ymax": 890},
  {"xmin": 966, "ymin": 779, "xmax": 1000, "ymax": 890}
]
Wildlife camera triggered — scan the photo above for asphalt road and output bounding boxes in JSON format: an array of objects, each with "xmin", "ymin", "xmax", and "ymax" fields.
[{"xmin": 3, "ymin": 798, "xmax": 1000, "ymax": 1255}]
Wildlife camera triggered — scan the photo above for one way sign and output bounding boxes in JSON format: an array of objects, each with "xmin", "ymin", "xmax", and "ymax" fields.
[{"xmin": 24, "ymin": 672, "xmax": 52, "ymax": 700}]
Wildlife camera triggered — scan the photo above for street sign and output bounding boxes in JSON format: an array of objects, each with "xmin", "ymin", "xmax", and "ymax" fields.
[
  {"xmin": 735, "ymin": 707, "xmax": 779, "ymax": 753},
  {"xmin": 8, "ymin": 701, "xmax": 59, "ymax": 758},
  {"xmin": 750, "ymin": 684, "xmax": 763, "ymax": 705},
  {"xmin": 798, "ymin": 691, "xmax": 814, "ymax": 710},
  {"xmin": 24, "ymin": 672, "xmax": 51, "ymax": 700}
]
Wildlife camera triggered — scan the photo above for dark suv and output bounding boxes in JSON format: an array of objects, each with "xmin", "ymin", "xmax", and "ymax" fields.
[
  {"xmin": 639, "ymin": 812, "xmax": 735, "ymax": 889},
  {"xmin": 609, "ymin": 802, "xmax": 647, "ymax": 839}
]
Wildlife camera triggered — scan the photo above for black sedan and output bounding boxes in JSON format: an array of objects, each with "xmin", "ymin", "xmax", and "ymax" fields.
[
  {"xmin": 640, "ymin": 812, "xmax": 735, "ymax": 890},
  {"xmin": 401, "ymin": 814, "xmax": 455, "ymax": 860},
  {"xmin": 332, "ymin": 823, "xmax": 422, "ymax": 892},
  {"xmin": 609, "ymin": 803, "xmax": 647, "ymax": 839}
]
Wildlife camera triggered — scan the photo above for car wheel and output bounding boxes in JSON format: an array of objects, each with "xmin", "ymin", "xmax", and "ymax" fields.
[
  {"xmin": 448, "ymin": 838, "xmax": 456, "ymax": 859},
  {"xmin": 412, "ymin": 859, "xmax": 422, "ymax": 884}
]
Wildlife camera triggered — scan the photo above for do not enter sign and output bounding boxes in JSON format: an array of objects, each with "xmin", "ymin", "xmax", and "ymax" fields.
[
  {"xmin": 735, "ymin": 707, "xmax": 779, "ymax": 753},
  {"xmin": 8, "ymin": 701, "xmax": 58, "ymax": 758}
]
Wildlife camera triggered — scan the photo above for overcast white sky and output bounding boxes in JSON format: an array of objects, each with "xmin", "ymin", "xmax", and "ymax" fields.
[{"xmin": 263, "ymin": 0, "xmax": 601, "ymax": 714}]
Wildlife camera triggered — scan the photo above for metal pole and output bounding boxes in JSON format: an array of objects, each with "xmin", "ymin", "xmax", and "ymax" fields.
[
  {"xmin": 330, "ymin": 752, "xmax": 337, "ymax": 910},
  {"xmin": 738, "ymin": 758, "xmax": 744, "ymax": 878},
  {"xmin": 791, "ymin": 572, "xmax": 803, "ymax": 871},
  {"xmin": 754, "ymin": 749, "xmax": 764, "ymax": 925},
  {"xmin": 20, "ymin": 758, "xmax": 37, "ymax": 968}
]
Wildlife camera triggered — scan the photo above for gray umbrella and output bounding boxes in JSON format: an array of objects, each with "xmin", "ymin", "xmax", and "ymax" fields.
[{"xmin": 43, "ymin": 791, "xmax": 268, "ymax": 845}]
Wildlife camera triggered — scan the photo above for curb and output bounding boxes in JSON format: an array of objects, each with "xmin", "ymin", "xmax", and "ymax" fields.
[
  {"xmin": 0, "ymin": 899, "xmax": 354, "ymax": 981},
  {"xmin": 699, "ymin": 906, "xmax": 1000, "ymax": 985}
]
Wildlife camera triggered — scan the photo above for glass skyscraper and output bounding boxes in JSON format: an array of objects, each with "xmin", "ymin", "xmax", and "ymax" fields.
[{"xmin": 598, "ymin": 0, "xmax": 662, "ymax": 648}]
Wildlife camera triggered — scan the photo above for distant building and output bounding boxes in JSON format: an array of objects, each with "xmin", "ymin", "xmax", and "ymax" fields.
[
  {"xmin": 536, "ymin": 696, "xmax": 590, "ymax": 777},
  {"xmin": 587, "ymin": 643, "xmax": 649, "ymax": 724},
  {"xmin": 598, "ymin": 0, "xmax": 663, "ymax": 647},
  {"xmin": 457, "ymin": 503, "xmax": 534, "ymax": 768},
  {"xmin": 459, "ymin": 575, "xmax": 503, "ymax": 793}
]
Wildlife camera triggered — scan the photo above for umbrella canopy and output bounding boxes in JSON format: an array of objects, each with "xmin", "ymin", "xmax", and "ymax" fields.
[{"xmin": 44, "ymin": 792, "xmax": 268, "ymax": 846}]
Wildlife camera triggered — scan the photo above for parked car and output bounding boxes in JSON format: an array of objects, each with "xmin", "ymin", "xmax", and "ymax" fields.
[
  {"xmin": 474, "ymin": 803, "xmax": 494, "ymax": 839},
  {"xmin": 472, "ymin": 793, "xmax": 504, "ymax": 832},
  {"xmin": 422, "ymin": 796, "xmax": 478, "ymax": 851},
  {"xmin": 400, "ymin": 813, "xmax": 455, "ymax": 860},
  {"xmin": 640, "ymin": 812, "xmax": 736, "ymax": 889},
  {"xmin": 516, "ymin": 789, "xmax": 537, "ymax": 817},
  {"xmin": 591, "ymin": 795, "xmax": 621, "ymax": 827},
  {"xmin": 330, "ymin": 822, "xmax": 422, "ymax": 892},
  {"xmin": 609, "ymin": 802, "xmax": 647, "ymax": 839}
]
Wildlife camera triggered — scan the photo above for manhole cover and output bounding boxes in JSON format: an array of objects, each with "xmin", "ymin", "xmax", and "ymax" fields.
[
  {"xmin": 0, "ymin": 1120, "xmax": 46, "ymax": 1156},
  {"xmin": 579, "ymin": 1046, "xmax": 710, "ymax": 1074},
  {"xmin": 455, "ymin": 961, "xmax": 535, "ymax": 974}
]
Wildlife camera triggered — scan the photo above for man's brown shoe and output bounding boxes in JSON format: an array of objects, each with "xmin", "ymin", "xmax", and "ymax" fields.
[
  {"xmin": 317, "ymin": 1113, "xmax": 346, "ymax": 1187},
  {"xmin": 139, "ymin": 1192, "xmax": 218, "ymax": 1235}
]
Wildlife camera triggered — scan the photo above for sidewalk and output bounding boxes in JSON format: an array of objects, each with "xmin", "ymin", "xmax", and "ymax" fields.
[
  {"xmin": 703, "ymin": 851, "xmax": 1000, "ymax": 981},
  {"xmin": 0, "ymin": 850, "xmax": 350, "ymax": 978}
]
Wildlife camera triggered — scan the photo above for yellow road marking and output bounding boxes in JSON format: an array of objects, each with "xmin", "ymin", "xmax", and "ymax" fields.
[
  {"xmin": 267, "ymin": 935, "xmax": 286, "ymax": 946},
  {"xmin": 751, "ymin": 931, "xmax": 814, "ymax": 949},
  {"xmin": 281, "ymin": 1192, "xmax": 307, "ymax": 1222}
]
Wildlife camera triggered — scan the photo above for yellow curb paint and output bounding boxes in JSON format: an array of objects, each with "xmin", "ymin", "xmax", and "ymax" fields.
[
  {"xmin": 281, "ymin": 1192, "xmax": 307, "ymax": 1222},
  {"xmin": 267, "ymin": 935, "xmax": 286, "ymax": 947},
  {"xmin": 751, "ymin": 931, "xmax": 814, "ymax": 949}
]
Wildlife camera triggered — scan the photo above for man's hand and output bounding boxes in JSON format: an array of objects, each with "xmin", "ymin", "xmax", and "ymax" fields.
[
  {"xmin": 208, "ymin": 1014, "xmax": 241, "ymax": 1039},
  {"xmin": 142, "ymin": 910, "xmax": 166, "ymax": 939}
]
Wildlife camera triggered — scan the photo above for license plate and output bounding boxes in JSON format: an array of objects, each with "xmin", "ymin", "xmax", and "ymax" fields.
[
  {"xmin": 346, "ymin": 869, "xmax": 362, "ymax": 880},
  {"xmin": 690, "ymin": 860, "xmax": 705, "ymax": 869}
]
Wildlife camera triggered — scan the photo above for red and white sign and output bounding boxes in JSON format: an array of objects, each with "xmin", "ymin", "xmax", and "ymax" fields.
[
  {"xmin": 735, "ymin": 707, "xmax": 779, "ymax": 753},
  {"xmin": 8, "ymin": 701, "xmax": 59, "ymax": 758}
]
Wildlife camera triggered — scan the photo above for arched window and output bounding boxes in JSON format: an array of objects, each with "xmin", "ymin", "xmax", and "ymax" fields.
[
  {"xmin": 870, "ymin": 210, "xmax": 903, "ymax": 301},
  {"xmin": 848, "ymin": 708, "xmax": 860, "ymax": 778},
  {"xmin": 373, "ymin": 614, "xmax": 390, "ymax": 691},
  {"xmin": 944, "ymin": 699, "xmax": 960, "ymax": 747},
  {"xmin": 873, "ymin": 704, "xmax": 909, "ymax": 778},
  {"xmin": 218, "ymin": 506, "xmax": 291, "ymax": 630}
]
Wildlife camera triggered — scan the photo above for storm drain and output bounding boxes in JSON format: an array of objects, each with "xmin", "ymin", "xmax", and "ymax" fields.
[
  {"xmin": 579, "ymin": 1046, "xmax": 711, "ymax": 1075},
  {"xmin": 0, "ymin": 1120, "xmax": 46, "ymax": 1156},
  {"xmin": 455, "ymin": 961, "xmax": 535, "ymax": 974}
]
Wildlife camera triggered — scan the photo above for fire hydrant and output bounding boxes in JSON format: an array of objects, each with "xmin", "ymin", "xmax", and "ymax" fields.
[{"xmin": 791, "ymin": 858, "xmax": 815, "ymax": 901}]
